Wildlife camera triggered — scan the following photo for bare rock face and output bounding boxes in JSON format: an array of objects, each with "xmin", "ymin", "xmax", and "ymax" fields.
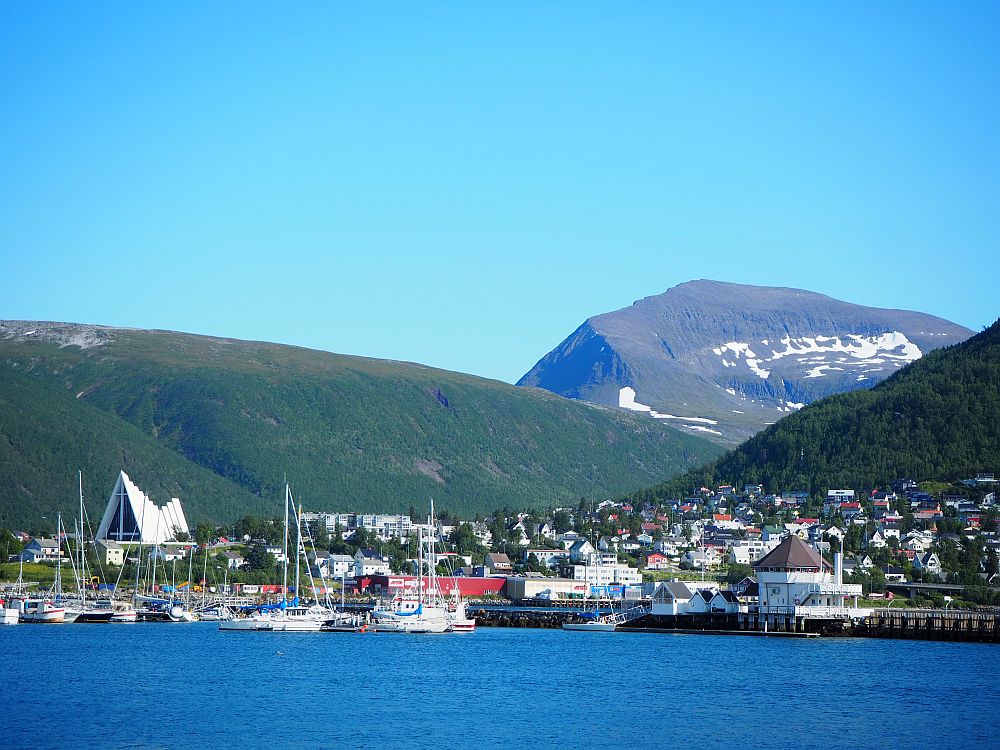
[
  {"xmin": 0, "ymin": 320, "xmax": 123, "ymax": 349},
  {"xmin": 518, "ymin": 280, "xmax": 973, "ymax": 444}
]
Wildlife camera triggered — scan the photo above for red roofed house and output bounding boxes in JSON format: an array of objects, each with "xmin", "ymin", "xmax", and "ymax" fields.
[{"xmin": 645, "ymin": 552, "xmax": 670, "ymax": 570}]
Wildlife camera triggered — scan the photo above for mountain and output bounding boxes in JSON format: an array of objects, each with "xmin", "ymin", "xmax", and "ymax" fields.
[
  {"xmin": 0, "ymin": 321, "xmax": 721, "ymax": 529},
  {"xmin": 518, "ymin": 280, "xmax": 973, "ymax": 444},
  {"xmin": 636, "ymin": 318, "xmax": 1000, "ymax": 501}
]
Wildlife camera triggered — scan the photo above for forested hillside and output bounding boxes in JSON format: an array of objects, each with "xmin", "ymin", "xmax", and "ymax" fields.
[{"xmin": 637, "ymin": 319, "xmax": 1000, "ymax": 500}]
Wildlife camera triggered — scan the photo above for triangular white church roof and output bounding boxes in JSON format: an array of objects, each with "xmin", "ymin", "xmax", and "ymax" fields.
[{"xmin": 95, "ymin": 470, "xmax": 190, "ymax": 545}]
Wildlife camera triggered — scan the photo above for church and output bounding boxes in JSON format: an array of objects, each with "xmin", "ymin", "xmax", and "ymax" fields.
[{"xmin": 94, "ymin": 470, "xmax": 190, "ymax": 545}]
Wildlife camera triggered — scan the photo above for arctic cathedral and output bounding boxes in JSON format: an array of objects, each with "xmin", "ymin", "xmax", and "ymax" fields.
[{"xmin": 94, "ymin": 470, "xmax": 190, "ymax": 545}]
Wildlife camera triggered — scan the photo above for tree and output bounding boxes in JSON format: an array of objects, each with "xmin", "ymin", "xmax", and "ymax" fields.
[
  {"xmin": 310, "ymin": 519, "xmax": 330, "ymax": 551},
  {"xmin": 243, "ymin": 541, "xmax": 275, "ymax": 572},
  {"xmin": 193, "ymin": 522, "xmax": 214, "ymax": 545},
  {"xmin": 553, "ymin": 509, "xmax": 573, "ymax": 534},
  {"xmin": 725, "ymin": 563, "xmax": 753, "ymax": 584},
  {"xmin": 330, "ymin": 523, "xmax": 349, "ymax": 555},
  {"xmin": 449, "ymin": 523, "xmax": 481, "ymax": 555}
]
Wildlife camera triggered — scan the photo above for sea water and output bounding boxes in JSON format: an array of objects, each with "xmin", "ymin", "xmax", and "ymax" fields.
[{"xmin": 2, "ymin": 623, "xmax": 998, "ymax": 750}]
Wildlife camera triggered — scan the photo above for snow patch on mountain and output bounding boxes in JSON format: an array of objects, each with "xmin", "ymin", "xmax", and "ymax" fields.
[
  {"xmin": 618, "ymin": 387, "xmax": 719, "ymax": 430},
  {"xmin": 714, "ymin": 331, "xmax": 922, "ymax": 382},
  {"xmin": 685, "ymin": 424, "xmax": 723, "ymax": 436}
]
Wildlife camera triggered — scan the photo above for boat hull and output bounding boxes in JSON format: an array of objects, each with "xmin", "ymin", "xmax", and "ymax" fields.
[
  {"xmin": 74, "ymin": 610, "xmax": 115, "ymax": 623},
  {"xmin": 562, "ymin": 622, "xmax": 616, "ymax": 632},
  {"xmin": 19, "ymin": 601, "xmax": 66, "ymax": 623}
]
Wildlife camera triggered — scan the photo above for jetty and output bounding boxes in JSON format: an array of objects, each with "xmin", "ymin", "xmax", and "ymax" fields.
[{"xmin": 856, "ymin": 608, "xmax": 1000, "ymax": 643}]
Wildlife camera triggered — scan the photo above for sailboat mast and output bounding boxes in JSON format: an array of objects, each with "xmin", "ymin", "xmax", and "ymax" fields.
[
  {"xmin": 294, "ymin": 501, "xmax": 302, "ymax": 603},
  {"xmin": 78, "ymin": 471, "xmax": 85, "ymax": 595},
  {"xmin": 282, "ymin": 482, "xmax": 290, "ymax": 604},
  {"xmin": 429, "ymin": 499, "xmax": 436, "ymax": 597},
  {"xmin": 55, "ymin": 511, "xmax": 62, "ymax": 602},
  {"xmin": 201, "ymin": 544, "xmax": 209, "ymax": 609},
  {"xmin": 187, "ymin": 544, "xmax": 194, "ymax": 608},
  {"xmin": 150, "ymin": 513, "xmax": 162, "ymax": 595}
]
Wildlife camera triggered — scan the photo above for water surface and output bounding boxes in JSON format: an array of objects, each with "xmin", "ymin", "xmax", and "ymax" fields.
[{"xmin": 3, "ymin": 623, "xmax": 996, "ymax": 750}]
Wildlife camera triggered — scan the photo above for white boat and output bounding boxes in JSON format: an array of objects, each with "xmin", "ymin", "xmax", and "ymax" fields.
[
  {"xmin": 111, "ymin": 601, "xmax": 138, "ymax": 623},
  {"xmin": 446, "ymin": 594, "xmax": 476, "ymax": 632},
  {"xmin": 219, "ymin": 610, "xmax": 275, "ymax": 631},
  {"xmin": 372, "ymin": 502, "xmax": 451, "ymax": 634},
  {"xmin": 19, "ymin": 598, "xmax": 66, "ymax": 623},
  {"xmin": 268, "ymin": 604, "xmax": 332, "ymax": 632},
  {"xmin": 562, "ymin": 619, "xmax": 617, "ymax": 632},
  {"xmin": 372, "ymin": 595, "xmax": 450, "ymax": 633},
  {"xmin": 2, "ymin": 603, "xmax": 20, "ymax": 625}
]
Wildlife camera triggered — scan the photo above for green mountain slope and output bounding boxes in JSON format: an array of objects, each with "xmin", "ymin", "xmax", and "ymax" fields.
[
  {"xmin": 637, "ymin": 319, "xmax": 1000, "ymax": 499},
  {"xmin": 0, "ymin": 366, "xmax": 271, "ymax": 530},
  {"xmin": 0, "ymin": 322, "xmax": 721, "ymax": 527}
]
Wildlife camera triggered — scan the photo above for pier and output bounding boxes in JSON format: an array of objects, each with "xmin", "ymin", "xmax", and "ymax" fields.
[
  {"xmin": 464, "ymin": 603, "xmax": 1000, "ymax": 643},
  {"xmin": 856, "ymin": 608, "xmax": 1000, "ymax": 643}
]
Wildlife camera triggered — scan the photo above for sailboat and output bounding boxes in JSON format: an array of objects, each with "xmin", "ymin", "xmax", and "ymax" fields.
[
  {"xmin": 63, "ymin": 473, "xmax": 117, "ymax": 623},
  {"xmin": 21, "ymin": 514, "xmax": 69, "ymax": 623},
  {"xmin": 221, "ymin": 482, "xmax": 332, "ymax": 632},
  {"xmin": 371, "ymin": 501, "xmax": 450, "ymax": 634},
  {"xmin": 562, "ymin": 550, "xmax": 617, "ymax": 632}
]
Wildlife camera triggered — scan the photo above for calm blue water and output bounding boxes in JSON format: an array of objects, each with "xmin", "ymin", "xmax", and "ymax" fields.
[{"xmin": 2, "ymin": 623, "xmax": 998, "ymax": 750}]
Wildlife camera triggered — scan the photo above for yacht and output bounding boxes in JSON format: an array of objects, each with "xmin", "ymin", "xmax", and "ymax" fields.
[{"xmin": 371, "ymin": 504, "xmax": 451, "ymax": 634}]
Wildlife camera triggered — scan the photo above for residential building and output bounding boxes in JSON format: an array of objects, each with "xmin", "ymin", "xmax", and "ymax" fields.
[
  {"xmin": 484, "ymin": 552, "xmax": 513, "ymax": 574},
  {"xmin": 97, "ymin": 539, "xmax": 124, "ymax": 566},
  {"xmin": 19, "ymin": 537, "xmax": 65, "ymax": 564},
  {"xmin": 354, "ymin": 549, "xmax": 390, "ymax": 577}
]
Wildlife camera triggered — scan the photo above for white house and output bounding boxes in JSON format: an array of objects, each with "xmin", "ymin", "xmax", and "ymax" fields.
[
  {"xmin": 753, "ymin": 536, "xmax": 862, "ymax": 621},
  {"xmin": 710, "ymin": 590, "xmax": 743, "ymax": 614},
  {"xmin": 651, "ymin": 580, "xmax": 694, "ymax": 615},
  {"xmin": 568, "ymin": 539, "xmax": 596, "ymax": 563},
  {"xmin": 682, "ymin": 547, "xmax": 721, "ymax": 570},
  {"xmin": 685, "ymin": 588, "xmax": 717, "ymax": 614},
  {"xmin": 97, "ymin": 539, "xmax": 124, "ymax": 566},
  {"xmin": 912, "ymin": 552, "xmax": 943, "ymax": 578},
  {"xmin": 312, "ymin": 552, "xmax": 354, "ymax": 579},
  {"xmin": 728, "ymin": 538, "xmax": 780, "ymax": 566},
  {"xmin": 354, "ymin": 549, "xmax": 391, "ymax": 577}
]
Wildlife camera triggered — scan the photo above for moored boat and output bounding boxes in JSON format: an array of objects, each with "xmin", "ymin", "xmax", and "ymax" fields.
[{"xmin": 19, "ymin": 598, "xmax": 66, "ymax": 623}]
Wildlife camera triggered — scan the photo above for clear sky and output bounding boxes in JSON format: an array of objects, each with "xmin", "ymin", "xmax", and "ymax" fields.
[{"xmin": 2, "ymin": 3, "xmax": 998, "ymax": 383}]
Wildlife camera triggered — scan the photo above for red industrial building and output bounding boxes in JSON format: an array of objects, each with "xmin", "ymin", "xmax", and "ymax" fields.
[{"xmin": 353, "ymin": 575, "xmax": 506, "ymax": 598}]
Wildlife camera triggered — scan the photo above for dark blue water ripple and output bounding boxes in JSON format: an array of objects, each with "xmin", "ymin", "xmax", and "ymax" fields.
[{"xmin": 2, "ymin": 623, "xmax": 997, "ymax": 750}]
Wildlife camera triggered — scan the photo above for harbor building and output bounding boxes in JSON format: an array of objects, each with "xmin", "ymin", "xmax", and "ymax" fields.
[
  {"xmin": 94, "ymin": 470, "xmax": 190, "ymax": 546},
  {"xmin": 752, "ymin": 535, "xmax": 863, "ymax": 632}
]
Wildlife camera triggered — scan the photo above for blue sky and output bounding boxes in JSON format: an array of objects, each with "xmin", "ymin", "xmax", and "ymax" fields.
[{"xmin": 2, "ymin": 4, "xmax": 998, "ymax": 383}]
